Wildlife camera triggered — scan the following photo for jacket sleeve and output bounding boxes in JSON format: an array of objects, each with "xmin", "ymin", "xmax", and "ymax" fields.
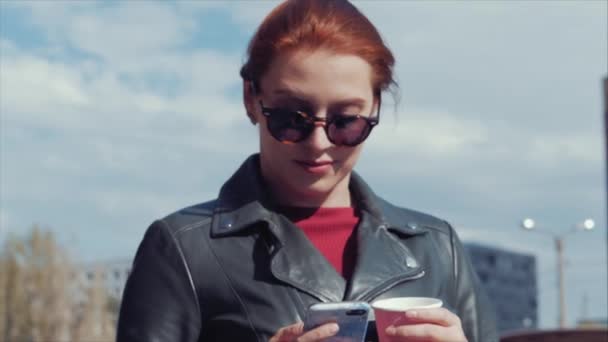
[
  {"xmin": 117, "ymin": 220, "xmax": 202, "ymax": 342},
  {"xmin": 449, "ymin": 223, "xmax": 499, "ymax": 342}
]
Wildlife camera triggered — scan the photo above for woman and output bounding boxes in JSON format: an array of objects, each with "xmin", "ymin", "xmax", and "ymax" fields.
[{"xmin": 117, "ymin": 1, "xmax": 498, "ymax": 341}]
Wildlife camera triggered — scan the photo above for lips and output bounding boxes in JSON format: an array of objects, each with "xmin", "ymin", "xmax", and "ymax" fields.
[
  {"xmin": 294, "ymin": 159, "xmax": 335, "ymax": 174},
  {"xmin": 296, "ymin": 160, "xmax": 333, "ymax": 166}
]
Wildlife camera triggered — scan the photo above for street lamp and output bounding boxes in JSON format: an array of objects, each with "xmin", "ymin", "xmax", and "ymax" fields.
[{"xmin": 520, "ymin": 218, "xmax": 595, "ymax": 329}]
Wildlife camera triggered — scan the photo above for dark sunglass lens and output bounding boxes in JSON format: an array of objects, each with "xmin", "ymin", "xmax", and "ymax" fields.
[
  {"xmin": 267, "ymin": 109, "xmax": 313, "ymax": 143},
  {"xmin": 328, "ymin": 116, "xmax": 371, "ymax": 146}
]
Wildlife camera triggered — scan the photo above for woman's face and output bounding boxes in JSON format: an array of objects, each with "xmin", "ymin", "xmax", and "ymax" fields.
[{"xmin": 245, "ymin": 49, "xmax": 377, "ymax": 207}]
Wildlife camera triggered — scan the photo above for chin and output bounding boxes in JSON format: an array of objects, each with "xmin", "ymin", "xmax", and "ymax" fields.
[{"xmin": 291, "ymin": 176, "xmax": 341, "ymax": 199}]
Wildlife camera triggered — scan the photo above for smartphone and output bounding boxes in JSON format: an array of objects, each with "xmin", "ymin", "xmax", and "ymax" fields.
[{"xmin": 303, "ymin": 301, "xmax": 371, "ymax": 342}]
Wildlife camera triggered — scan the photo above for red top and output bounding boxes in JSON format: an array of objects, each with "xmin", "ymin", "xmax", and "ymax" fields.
[{"xmin": 280, "ymin": 207, "xmax": 360, "ymax": 280}]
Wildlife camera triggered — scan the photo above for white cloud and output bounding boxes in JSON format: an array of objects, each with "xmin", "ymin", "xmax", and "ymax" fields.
[
  {"xmin": 0, "ymin": 210, "xmax": 9, "ymax": 237},
  {"xmin": 526, "ymin": 134, "xmax": 602, "ymax": 166},
  {"xmin": 1, "ymin": 27, "xmax": 252, "ymax": 226},
  {"xmin": 41, "ymin": 153, "xmax": 84, "ymax": 175},
  {"xmin": 213, "ymin": 1, "xmax": 280, "ymax": 30},
  {"xmin": 1, "ymin": 54, "xmax": 89, "ymax": 111},
  {"xmin": 1, "ymin": 40, "xmax": 244, "ymax": 134},
  {"xmin": 66, "ymin": 2, "xmax": 196, "ymax": 65},
  {"xmin": 92, "ymin": 188, "xmax": 216, "ymax": 220},
  {"xmin": 0, "ymin": 38, "xmax": 17, "ymax": 56},
  {"xmin": 367, "ymin": 108, "xmax": 489, "ymax": 156},
  {"xmin": 11, "ymin": 1, "xmax": 192, "ymax": 61},
  {"xmin": 175, "ymin": 1, "xmax": 227, "ymax": 11}
]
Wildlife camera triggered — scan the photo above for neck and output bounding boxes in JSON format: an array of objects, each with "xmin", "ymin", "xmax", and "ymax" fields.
[{"xmin": 268, "ymin": 175, "xmax": 353, "ymax": 208}]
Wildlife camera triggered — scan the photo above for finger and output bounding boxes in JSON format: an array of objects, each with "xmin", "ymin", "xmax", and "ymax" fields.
[
  {"xmin": 270, "ymin": 322, "xmax": 304, "ymax": 342},
  {"xmin": 403, "ymin": 308, "xmax": 461, "ymax": 327},
  {"xmin": 296, "ymin": 322, "xmax": 339, "ymax": 342},
  {"xmin": 386, "ymin": 323, "xmax": 447, "ymax": 342}
]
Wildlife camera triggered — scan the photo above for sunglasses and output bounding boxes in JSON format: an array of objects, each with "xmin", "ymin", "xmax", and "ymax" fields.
[{"xmin": 258, "ymin": 100, "xmax": 380, "ymax": 146}]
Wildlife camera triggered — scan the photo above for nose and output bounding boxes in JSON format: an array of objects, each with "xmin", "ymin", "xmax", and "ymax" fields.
[{"xmin": 304, "ymin": 121, "xmax": 333, "ymax": 150}]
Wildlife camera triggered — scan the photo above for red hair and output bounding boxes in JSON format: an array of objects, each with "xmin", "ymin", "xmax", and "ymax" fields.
[{"xmin": 240, "ymin": 0, "xmax": 397, "ymax": 99}]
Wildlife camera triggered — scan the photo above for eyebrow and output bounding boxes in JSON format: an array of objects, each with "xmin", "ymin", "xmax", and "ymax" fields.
[{"xmin": 273, "ymin": 88, "xmax": 367, "ymax": 108}]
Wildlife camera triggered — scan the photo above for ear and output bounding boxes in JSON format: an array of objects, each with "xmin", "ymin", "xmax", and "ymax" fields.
[{"xmin": 243, "ymin": 81, "xmax": 258, "ymax": 125}]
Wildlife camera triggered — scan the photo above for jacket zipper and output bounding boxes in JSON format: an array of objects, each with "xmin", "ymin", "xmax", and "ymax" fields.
[{"xmin": 358, "ymin": 270, "xmax": 426, "ymax": 302}]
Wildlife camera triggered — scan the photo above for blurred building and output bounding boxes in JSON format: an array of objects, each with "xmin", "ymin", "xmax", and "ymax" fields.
[
  {"xmin": 77, "ymin": 258, "xmax": 132, "ymax": 301},
  {"xmin": 464, "ymin": 243, "xmax": 538, "ymax": 333}
]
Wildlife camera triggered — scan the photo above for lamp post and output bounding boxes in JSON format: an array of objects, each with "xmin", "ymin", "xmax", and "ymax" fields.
[{"xmin": 521, "ymin": 218, "xmax": 595, "ymax": 329}]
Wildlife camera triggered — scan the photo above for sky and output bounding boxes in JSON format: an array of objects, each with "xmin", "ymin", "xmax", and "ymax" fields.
[{"xmin": 1, "ymin": 0, "xmax": 607, "ymax": 330}]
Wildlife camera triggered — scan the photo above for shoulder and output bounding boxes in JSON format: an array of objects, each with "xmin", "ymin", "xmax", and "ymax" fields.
[
  {"xmin": 137, "ymin": 200, "xmax": 221, "ymax": 280},
  {"xmin": 350, "ymin": 171, "xmax": 454, "ymax": 236},
  {"xmin": 156, "ymin": 199, "xmax": 218, "ymax": 238},
  {"xmin": 376, "ymin": 196, "xmax": 454, "ymax": 236}
]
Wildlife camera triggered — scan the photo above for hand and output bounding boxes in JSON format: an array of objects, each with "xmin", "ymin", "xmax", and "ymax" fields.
[
  {"xmin": 269, "ymin": 322, "xmax": 340, "ymax": 342},
  {"xmin": 385, "ymin": 308, "xmax": 467, "ymax": 342}
]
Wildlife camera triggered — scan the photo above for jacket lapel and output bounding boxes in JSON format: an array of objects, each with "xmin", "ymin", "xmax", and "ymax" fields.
[
  {"xmin": 210, "ymin": 155, "xmax": 346, "ymax": 302},
  {"xmin": 267, "ymin": 214, "xmax": 346, "ymax": 303},
  {"xmin": 345, "ymin": 211, "xmax": 425, "ymax": 300},
  {"xmin": 344, "ymin": 173, "xmax": 428, "ymax": 301}
]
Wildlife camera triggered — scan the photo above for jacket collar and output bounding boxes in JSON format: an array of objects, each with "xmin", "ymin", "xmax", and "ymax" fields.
[
  {"xmin": 210, "ymin": 154, "xmax": 428, "ymax": 302},
  {"xmin": 210, "ymin": 155, "xmax": 275, "ymax": 237},
  {"xmin": 210, "ymin": 154, "xmax": 427, "ymax": 238}
]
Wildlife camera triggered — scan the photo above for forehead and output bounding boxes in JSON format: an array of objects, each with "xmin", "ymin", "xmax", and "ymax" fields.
[{"xmin": 260, "ymin": 49, "xmax": 374, "ymax": 105}]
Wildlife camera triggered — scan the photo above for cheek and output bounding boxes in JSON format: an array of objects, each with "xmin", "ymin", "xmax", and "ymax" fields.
[
  {"xmin": 260, "ymin": 129, "xmax": 292, "ymax": 160},
  {"xmin": 339, "ymin": 145, "xmax": 363, "ymax": 165},
  {"xmin": 259, "ymin": 124, "xmax": 276, "ymax": 150}
]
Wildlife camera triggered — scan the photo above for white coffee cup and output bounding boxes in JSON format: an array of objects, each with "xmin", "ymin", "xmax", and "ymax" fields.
[{"xmin": 372, "ymin": 297, "xmax": 443, "ymax": 342}]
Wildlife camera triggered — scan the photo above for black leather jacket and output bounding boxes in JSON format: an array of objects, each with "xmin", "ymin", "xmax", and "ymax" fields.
[{"xmin": 117, "ymin": 155, "xmax": 498, "ymax": 342}]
